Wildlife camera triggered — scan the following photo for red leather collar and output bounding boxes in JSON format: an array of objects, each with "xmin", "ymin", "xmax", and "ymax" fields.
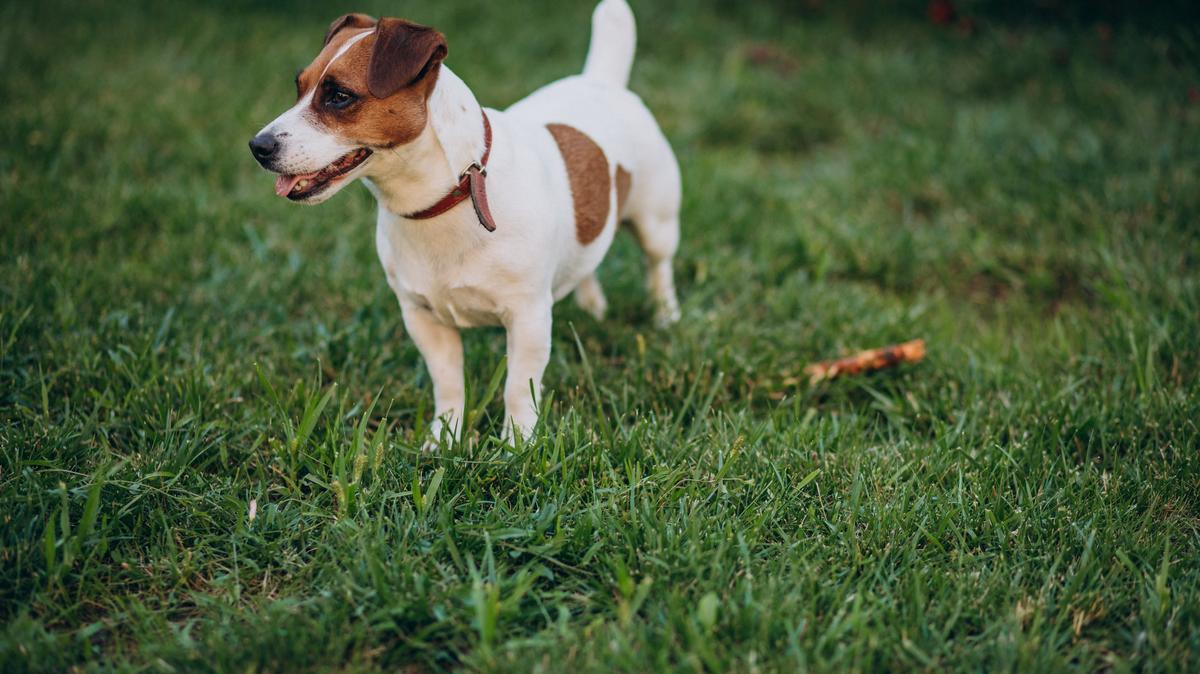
[{"xmin": 403, "ymin": 110, "xmax": 496, "ymax": 232}]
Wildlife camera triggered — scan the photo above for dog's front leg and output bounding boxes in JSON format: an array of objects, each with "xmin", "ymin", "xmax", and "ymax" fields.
[
  {"xmin": 401, "ymin": 304, "xmax": 465, "ymax": 451},
  {"xmin": 502, "ymin": 298, "xmax": 553, "ymax": 443}
]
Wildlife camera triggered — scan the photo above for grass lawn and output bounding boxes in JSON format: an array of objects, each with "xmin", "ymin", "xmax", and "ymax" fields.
[{"xmin": 2, "ymin": 0, "xmax": 1199, "ymax": 671}]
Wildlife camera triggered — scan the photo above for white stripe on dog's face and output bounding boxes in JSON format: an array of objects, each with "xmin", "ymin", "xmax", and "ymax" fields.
[
  {"xmin": 256, "ymin": 31, "xmax": 373, "ymax": 176},
  {"xmin": 251, "ymin": 17, "xmax": 446, "ymax": 203}
]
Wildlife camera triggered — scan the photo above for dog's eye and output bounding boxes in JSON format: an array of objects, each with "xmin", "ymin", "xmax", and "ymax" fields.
[{"xmin": 323, "ymin": 88, "xmax": 357, "ymax": 110}]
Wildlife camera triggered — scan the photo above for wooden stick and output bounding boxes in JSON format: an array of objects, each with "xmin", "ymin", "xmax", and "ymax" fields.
[{"xmin": 804, "ymin": 339, "xmax": 926, "ymax": 384}]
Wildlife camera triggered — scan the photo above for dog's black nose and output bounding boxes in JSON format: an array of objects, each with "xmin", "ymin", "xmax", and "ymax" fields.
[{"xmin": 249, "ymin": 133, "xmax": 279, "ymax": 162}]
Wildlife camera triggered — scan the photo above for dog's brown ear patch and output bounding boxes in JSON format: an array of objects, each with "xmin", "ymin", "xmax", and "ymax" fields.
[
  {"xmin": 325, "ymin": 13, "xmax": 376, "ymax": 46},
  {"xmin": 368, "ymin": 18, "xmax": 448, "ymax": 99},
  {"xmin": 548, "ymin": 124, "xmax": 611, "ymax": 245},
  {"xmin": 615, "ymin": 164, "xmax": 633, "ymax": 216}
]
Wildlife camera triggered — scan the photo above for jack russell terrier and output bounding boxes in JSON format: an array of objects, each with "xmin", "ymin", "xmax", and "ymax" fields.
[{"xmin": 249, "ymin": 0, "xmax": 681, "ymax": 446}]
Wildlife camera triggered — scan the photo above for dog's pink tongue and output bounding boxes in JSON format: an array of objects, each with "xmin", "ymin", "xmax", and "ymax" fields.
[{"xmin": 274, "ymin": 173, "xmax": 316, "ymax": 198}]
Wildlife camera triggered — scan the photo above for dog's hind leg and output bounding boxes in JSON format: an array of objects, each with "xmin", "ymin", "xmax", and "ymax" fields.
[
  {"xmin": 626, "ymin": 183, "xmax": 681, "ymax": 326},
  {"xmin": 574, "ymin": 273, "xmax": 608, "ymax": 321},
  {"xmin": 624, "ymin": 133, "xmax": 682, "ymax": 327},
  {"xmin": 635, "ymin": 214, "xmax": 682, "ymax": 327}
]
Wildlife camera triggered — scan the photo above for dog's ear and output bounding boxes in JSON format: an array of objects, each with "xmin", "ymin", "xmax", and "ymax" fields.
[
  {"xmin": 324, "ymin": 13, "xmax": 376, "ymax": 46},
  {"xmin": 368, "ymin": 18, "xmax": 448, "ymax": 98}
]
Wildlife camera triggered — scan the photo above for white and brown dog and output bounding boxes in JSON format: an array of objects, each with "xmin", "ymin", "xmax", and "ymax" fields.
[{"xmin": 250, "ymin": 0, "xmax": 681, "ymax": 446}]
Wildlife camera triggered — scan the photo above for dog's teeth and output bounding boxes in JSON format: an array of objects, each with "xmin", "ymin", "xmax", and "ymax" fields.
[{"xmin": 297, "ymin": 180, "xmax": 308, "ymax": 189}]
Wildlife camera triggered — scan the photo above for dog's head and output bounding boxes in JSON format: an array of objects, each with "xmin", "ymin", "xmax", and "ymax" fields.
[{"xmin": 249, "ymin": 14, "xmax": 447, "ymax": 204}]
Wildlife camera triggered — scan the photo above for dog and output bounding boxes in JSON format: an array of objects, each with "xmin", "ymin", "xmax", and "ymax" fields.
[{"xmin": 249, "ymin": 0, "xmax": 681, "ymax": 446}]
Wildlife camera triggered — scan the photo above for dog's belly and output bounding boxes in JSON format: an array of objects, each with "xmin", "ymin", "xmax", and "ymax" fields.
[{"xmin": 552, "ymin": 226, "xmax": 617, "ymax": 300}]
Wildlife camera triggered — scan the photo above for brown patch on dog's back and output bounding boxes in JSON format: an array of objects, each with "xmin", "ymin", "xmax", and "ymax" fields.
[
  {"xmin": 547, "ymin": 124, "xmax": 610, "ymax": 245},
  {"xmin": 615, "ymin": 164, "xmax": 632, "ymax": 217}
]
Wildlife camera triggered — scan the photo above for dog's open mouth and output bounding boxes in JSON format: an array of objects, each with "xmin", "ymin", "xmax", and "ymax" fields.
[{"xmin": 274, "ymin": 148, "xmax": 373, "ymax": 200}]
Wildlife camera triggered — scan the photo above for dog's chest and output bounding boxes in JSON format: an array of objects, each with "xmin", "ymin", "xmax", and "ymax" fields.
[
  {"xmin": 375, "ymin": 216, "xmax": 510, "ymax": 328},
  {"xmin": 408, "ymin": 284, "xmax": 501, "ymax": 328}
]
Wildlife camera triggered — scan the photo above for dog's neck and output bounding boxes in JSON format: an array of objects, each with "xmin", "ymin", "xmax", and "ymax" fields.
[{"xmin": 362, "ymin": 66, "xmax": 487, "ymax": 217}]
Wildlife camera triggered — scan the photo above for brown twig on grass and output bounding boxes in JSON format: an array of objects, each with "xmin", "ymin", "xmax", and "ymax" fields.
[{"xmin": 804, "ymin": 339, "xmax": 926, "ymax": 384}]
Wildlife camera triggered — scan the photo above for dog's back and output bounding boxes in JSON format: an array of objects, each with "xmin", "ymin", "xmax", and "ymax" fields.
[{"xmin": 505, "ymin": 0, "xmax": 681, "ymax": 292}]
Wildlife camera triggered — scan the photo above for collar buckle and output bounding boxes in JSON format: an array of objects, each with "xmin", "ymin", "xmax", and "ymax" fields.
[{"xmin": 460, "ymin": 162, "xmax": 486, "ymax": 180}]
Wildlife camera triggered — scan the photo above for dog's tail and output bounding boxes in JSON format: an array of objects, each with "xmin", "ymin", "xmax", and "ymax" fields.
[{"xmin": 582, "ymin": 0, "xmax": 636, "ymax": 88}]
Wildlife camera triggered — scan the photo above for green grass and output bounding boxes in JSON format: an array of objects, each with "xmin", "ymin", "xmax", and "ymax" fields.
[{"xmin": 2, "ymin": 0, "xmax": 1199, "ymax": 671}]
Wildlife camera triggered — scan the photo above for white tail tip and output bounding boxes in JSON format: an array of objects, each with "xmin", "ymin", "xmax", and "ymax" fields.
[{"xmin": 582, "ymin": 0, "xmax": 637, "ymax": 88}]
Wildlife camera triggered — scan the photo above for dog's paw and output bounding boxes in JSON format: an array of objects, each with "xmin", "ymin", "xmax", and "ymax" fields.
[
  {"xmin": 579, "ymin": 294, "xmax": 607, "ymax": 321},
  {"xmin": 574, "ymin": 277, "xmax": 608, "ymax": 321},
  {"xmin": 500, "ymin": 415, "xmax": 538, "ymax": 448},
  {"xmin": 654, "ymin": 303, "xmax": 681, "ymax": 328},
  {"xmin": 422, "ymin": 415, "xmax": 460, "ymax": 453},
  {"xmin": 500, "ymin": 424, "xmax": 523, "ymax": 448}
]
